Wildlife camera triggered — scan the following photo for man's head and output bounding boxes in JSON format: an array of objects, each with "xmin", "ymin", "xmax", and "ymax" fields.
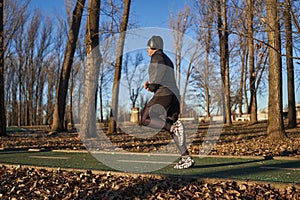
[
  {"xmin": 147, "ymin": 35, "xmax": 163, "ymax": 50},
  {"xmin": 147, "ymin": 35, "xmax": 163, "ymax": 56}
]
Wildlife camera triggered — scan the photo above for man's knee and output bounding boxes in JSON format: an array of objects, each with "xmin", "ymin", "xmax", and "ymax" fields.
[
  {"xmin": 140, "ymin": 117, "xmax": 150, "ymax": 126},
  {"xmin": 168, "ymin": 112, "xmax": 179, "ymax": 123}
]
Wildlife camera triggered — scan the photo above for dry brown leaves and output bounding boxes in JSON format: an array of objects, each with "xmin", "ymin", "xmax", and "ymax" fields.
[{"xmin": 0, "ymin": 165, "xmax": 299, "ymax": 200}]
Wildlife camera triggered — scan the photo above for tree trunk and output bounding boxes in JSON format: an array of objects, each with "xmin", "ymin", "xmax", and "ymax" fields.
[
  {"xmin": 52, "ymin": 0, "xmax": 86, "ymax": 132},
  {"xmin": 99, "ymin": 83, "xmax": 104, "ymax": 123},
  {"xmin": 205, "ymin": 27, "xmax": 212, "ymax": 118},
  {"xmin": 46, "ymin": 71, "xmax": 54, "ymax": 125},
  {"xmin": 217, "ymin": 0, "xmax": 232, "ymax": 125},
  {"xmin": 17, "ymin": 68, "xmax": 23, "ymax": 126},
  {"xmin": 81, "ymin": 0, "xmax": 101, "ymax": 138},
  {"xmin": 223, "ymin": 0, "xmax": 231, "ymax": 126},
  {"xmin": 108, "ymin": 0, "xmax": 131, "ymax": 133},
  {"xmin": 180, "ymin": 44, "xmax": 197, "ymax": 116},
  {"xmin": 170, "ymin": 6, "xmax": 190, "ymax": 102},
  {"xmin": 238, "ymin": 35, "xmax": 246, "ymax": 115},
  {"xmin": 284, "ymin": 0, "xmax": 296, "ymax": 128},
  {"xmin": 247, "ymin": 0, "xmax": 257, "ymax": 123},
  {"xmin": 194, "ymin": 0, "xmax": 213, "ymax": 118},
  {"xmin": 37, "ymin": 76, "xmax": 44, "ymax": 125},
  {"xmin": 243, "ymin": 52, "xmax": 249, "ymax": 115},
  {"xmin": 266, "ymin": 0, "xmax": 286, "ymax": 138},
  {"xmin": 12, "ymin": 85, "xmax": 18, "ymax": 125},
  {"xmin": 69, "ymin": 72, "xmax": 74, "ymax": 130},
  {"xmin": 0, "ymin": 0, "xmax": 6, "ymax": 136},
  {"xmin": 180, "ymin": 56, "xmax": 194, "ymax": 115},
  {"xmin": 217, "ymin": 0, "xmax": 225, "ymax": 123}
]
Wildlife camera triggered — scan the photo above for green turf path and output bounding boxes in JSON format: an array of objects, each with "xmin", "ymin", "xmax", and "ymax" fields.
[{"xmin": 0, "ymin": 150, "xmax": 299, "ymax": 184}]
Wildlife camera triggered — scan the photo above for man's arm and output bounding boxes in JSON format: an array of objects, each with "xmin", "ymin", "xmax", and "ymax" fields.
[
  {"xmin": 147, "ymin": 55, "xmax": 168, "ymax": 92},
  {"xmin": 144, "ymin": 81, "xmax": 157, "ymax": 92}
]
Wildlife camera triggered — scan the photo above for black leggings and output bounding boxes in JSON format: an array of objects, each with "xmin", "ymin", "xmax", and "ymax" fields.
[{"xmin": 140, "ymin": 94, "xmax": 188, "ymax": 156}]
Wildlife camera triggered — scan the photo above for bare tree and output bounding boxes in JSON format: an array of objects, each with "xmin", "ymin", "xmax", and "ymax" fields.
[
  {"xmin": 46, "ymin": 17, "xmax": 67, "ymax": 126},
  {"xmin": 32, "ymin": 17, "xmax": 53, "ymax": 125},
  {"xmin": 6, "ymin": 58, "xmax": 18, "ymax": 126},
  {"xmin": 98, "ymin": 51, "xmax": 114, "ymax": 123},
  {"xmin": 108, "ymin": 0, "xmax": 131, "ymax": 133},
  {"xmin": 194, "ymin": 0, "xmax": 216, "ymax": 118},
  {"xmin": 3, "ymin": 1, "xmax": 31, "ymax": 127},
  {"xmin": 180, "ymin": 47, "xmax": 198, "ymax": 116},
  {"xmin": 96, "ymin": 0, "xmax": 124, "ymax": 123},
  {"xmin": 11, "ymin": 3, "xmax": 30, "ymax": 126},
  {"xmin": 266, "ymin": 0, "xmax": 286, "ymax": 138},
  {"xmin": 85, "ymin": 0, "xmax": 100, "ymax": 58},
  {"xmin": 80, "ymin": 0, "xmax": 101, "ymax": 137},
  {"xmin": 25, "ymin": 10, "xmax": 41, "ymax": 126},
  {"xmin": 290, "ymin": 0, "xmax": 300, "ymax": 34},
  {"xmin": 123, "ymin": 53, "xmax": 146, "ymax": 108},
  {"xmin": 237, "ymin": 33, "xmax": 247, "ymax": 115},
  {"xmin": 52, "ymin": 0, "xmax": 86, "ymax": 132},
  {"xmin": 247, "ymin": 0, "xmax": 258, "ymax": 123},
  {"xmin": 230, "ymin": 0, "xmax": 269, "ymax": 119},
  {"xmin": 121, "ymin": 53, "xmax": 146, "ymax": 124},
  {"xmin": 217, "ymin": 0, "xmax": 232, "ymax": 125},
  {"xmin": 45, "ymin": 57, "xmax": 57, "ymax": 125},
  {"xmin": 170, "ymin": 6, "xmax": 192, "ymax": 90},
  {"xmin": 0, "ymin": 0, "xmax": 6, "ymax": 136},
  {"xmin": 69, "ymin": 27, "xmax": 87, "ymax": 127},
  {"xmin": 284, "ymin": 0, "xmax": 296, "ymax": 128},
  {"xmin": 191, "ymin": 52, "xmax": 220, "ymax": 117}
]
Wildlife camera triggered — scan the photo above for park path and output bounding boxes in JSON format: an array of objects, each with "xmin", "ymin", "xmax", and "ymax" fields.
[{"xmin": 0, "ymin": 149, "xmax": 300, "ymax": 184}]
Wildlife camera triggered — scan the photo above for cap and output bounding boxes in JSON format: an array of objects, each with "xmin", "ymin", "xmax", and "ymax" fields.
[{"xmin": 147, "ymin": 35, "xmax": 164, "ymax": 50}]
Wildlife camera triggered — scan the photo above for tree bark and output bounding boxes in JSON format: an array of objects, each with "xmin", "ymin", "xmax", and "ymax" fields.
[
  {"xmin": 205, "ymin": 25, "xmax": 212, "ymax": 118},
  {"xmin": 266, "ymin": 0, "xmax": 286, "ymax": 138},
  {"xmin": 52, "ymin": 0, "xmax": 85, "ymax": 132},
  {"xmin": 99, "ymin": 84, "xmax": 104, "ymax": 123},
  {"xmin": 247, "ymin": 0, "xmax": 258, "ymax": 123},
  {"xmin": 217, "ymin": 0, "xmax": 232, "ymax": 125},
  {"xmin": 12, "ymin": 85, "xmax": 18, "ymax": 125},
  {"xmin": 81, "ymin": 0, "xmax": 101, "ymax": 138},
  {"xmin": 238, "ymin": 35, "xmax": 246, "ymax": 115},
  {"xmin": 284, "ymin": 0, "xmax": 296, "ymax": 128},
  {"xmin": 0, "ymin": 0, "xmax": 6, "ymax": 136},
  {"xmin": 69, "ymin": 71, "xmax": 74, "ymax": 130},
  {"xmin": 108, "ymin": 0, "xmax": 131, "ymax": 133}
]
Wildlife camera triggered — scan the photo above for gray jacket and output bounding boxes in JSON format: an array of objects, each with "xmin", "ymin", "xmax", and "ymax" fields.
[{"xmin": 148, "ymin": 50, "xmax": 180, "ymax": 98}]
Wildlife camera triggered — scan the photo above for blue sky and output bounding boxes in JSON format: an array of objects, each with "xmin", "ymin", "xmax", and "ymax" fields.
[
  {"xmin": 29, "ymin": 0, "xmax": 300, "ymax": 111},
  {"xmin": 30, "ymin": 0, "xmax": 190, "ymax": 28}
]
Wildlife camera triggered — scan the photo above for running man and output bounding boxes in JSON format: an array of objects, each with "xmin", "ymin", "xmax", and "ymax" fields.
[{"xmin": 141, "ymin": 35, "xmax": 194, "ymax": 169}]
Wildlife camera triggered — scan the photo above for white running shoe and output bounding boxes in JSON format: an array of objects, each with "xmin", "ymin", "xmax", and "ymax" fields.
[
  {"xmin": 174, "ymin": 156, "xmax": 195, "ymax": 169},
  {"xmin": 170, "ymin": 120, "xmax": 184, "ymax": 146}
]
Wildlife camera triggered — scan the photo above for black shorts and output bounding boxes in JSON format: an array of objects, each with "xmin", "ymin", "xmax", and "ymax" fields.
[{"xmin": 141, "ymin": 94, "xmax": 180, "ymax": 125}]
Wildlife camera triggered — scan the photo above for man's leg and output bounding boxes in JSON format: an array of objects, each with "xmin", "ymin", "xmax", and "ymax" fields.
[
  {"xmin": 168, "ymin": 96, "xmax": 194, "ymax": 169},
  {"xmin": 171, "ymin": 120, "xmax": 194, "ymax": 169},
  {"xmin": 141, "ymin": 104, "xmax": 168, "ymax": 129},
  {"xmin": 166, "ymin": 96, "xmax": 189, "ymax": 156},
  {"xmin": 140, "ymin": 95, "xmax": 194, "ymax": 169},
  {"xmin": 140, "ymin": 95, "xmax": 173, "ymax": 130},
  {"xmin": 170, "ymin": 119, "xmax": 189, "ymax": 156}
]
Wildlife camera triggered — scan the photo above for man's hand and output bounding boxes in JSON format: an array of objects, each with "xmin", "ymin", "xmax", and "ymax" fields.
[
  {"xmin": 144, "ymin": 81, "xmax": 154, "ymax": 92},
  {"xmin": 144, "ymin": 81, "xmax": 150, "ymax": 89}
]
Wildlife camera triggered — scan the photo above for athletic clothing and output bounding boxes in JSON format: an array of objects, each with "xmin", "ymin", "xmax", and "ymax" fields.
[
  {"xmin": 147, "ymin": 50, "xmax": 180, "ymax": 99},
  {"xmin": 141, "ymin": 50, "xmax": 188, "ymax": 156}
]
